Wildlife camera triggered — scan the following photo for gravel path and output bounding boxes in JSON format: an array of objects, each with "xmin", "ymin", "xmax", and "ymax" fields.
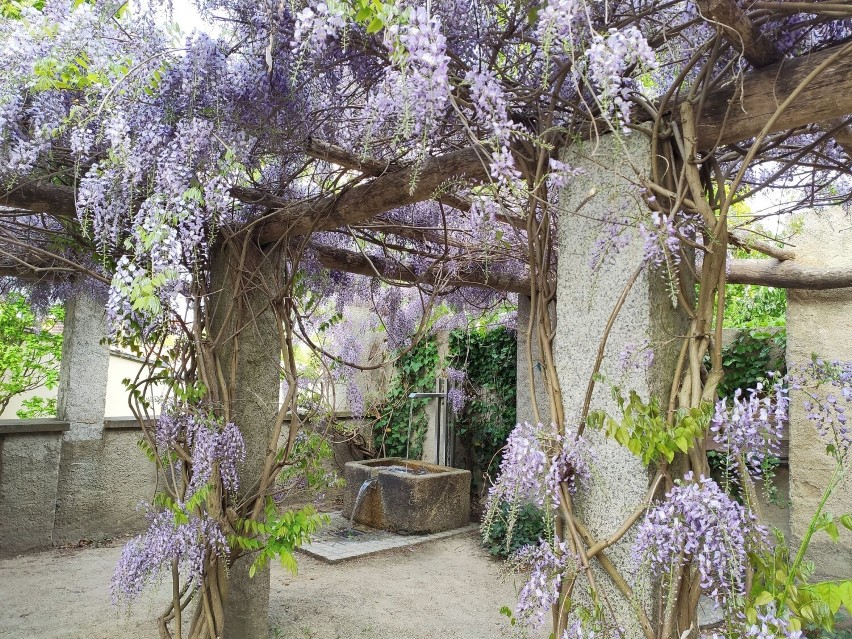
[{"xmin": 0, "ymin": 531, "xmax": 537, "ymax": 639}]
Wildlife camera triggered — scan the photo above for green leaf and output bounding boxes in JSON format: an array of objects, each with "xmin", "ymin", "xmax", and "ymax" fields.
[
  {"xmin": 824, "ymin": 521, "xmax": 840, "ymax": 542},
  {"xmin": 839, "ymin": 580, "xmax": 852, "ymax": 614},
  {"xmin": 754, "ymin": 591, "xmax": 774, "ymax": 607},
  {"xmin": 366, "ymin": 17, "xmax": 383, "ymax": 33},
  {"xmin": 840, "ymin": 514, "xmax": 852, "ymax": 531},
  {"xmin": 810, "ymin": 582, "xmax": 843, "ymax": 614}
]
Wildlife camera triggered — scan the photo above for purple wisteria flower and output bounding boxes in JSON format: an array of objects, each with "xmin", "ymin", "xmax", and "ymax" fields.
[
  {"xmin": 639, "ymin": 211, "xmax": 681, "ymax": 270},
  {"xmin": 583, "ymin": 26, "xmax": 657, "ymax": 127},
  {"xmin": 484, "ymin": 421, "xmax": 592, "ymax": 513},
  {"xmin": 634, "ymin": 473, "xmax": 767, "ymax": 609},
  {"xmin": 710, "ymin": 378, "xmax": 788, "ymax": 479},
  {"xmin": 701, "ymin": 602, "xmax": 804, "ymax": 639},
  {"xmin": 446, "ymin": 366, "xmax": 467, "ymax": 414},
  {"xmin": 508, "ymin": 539, "xmax": 578, "ymax": 630},
  {"xmin": 616, "ymin": 339, "xmax": 654, "ymax": 374},
  {"xmin": 112, "ymin": 509, "xmax": 228, "ymax": 602},
  {"xmin": 155, "ymin": 406, "xmax": 246, "ymax": 494},
  {"xmin": 795, "ymin": 359, "xmax": 852, "ymax": 460}
]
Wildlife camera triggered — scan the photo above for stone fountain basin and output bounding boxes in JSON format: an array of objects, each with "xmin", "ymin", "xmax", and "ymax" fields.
[{"xmin": 342, "ymin": 458, "xmax": 471, "ymax": 534}]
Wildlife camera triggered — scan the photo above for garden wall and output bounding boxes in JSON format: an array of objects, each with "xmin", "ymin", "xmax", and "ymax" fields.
[{"xmin": 0, "ymin": 417, "xmax": 158, "ymax": 557}]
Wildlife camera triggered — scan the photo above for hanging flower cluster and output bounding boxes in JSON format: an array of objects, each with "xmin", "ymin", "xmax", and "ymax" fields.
[
  {"xmin": 292, "ymin": 1, "xmax": 347, "ymax": 55},
  {"xmin": 507, "ymin": 539, "xmax": 578, "ymax": 630},
  {"xmin": 634, "ymin": 473, "xmax": 767, "ymax": 609},
  {"xmin": 112, "ymin": 509, "xmax": 228, "ymax": 602},
  {"xmin": 583, "ymin": 26, "xmax": 657, "ymax": 127},
  {"xmin": 369, "ymin": 8, "xmax": 451, "ymax": 140},
  {"xmin": 796, "ymin": 359, "xmax": 852, "ymax": 460},
  {"xmin": 155, "ymin": 408, "xmax": 247, "ymax": 494},
  {"xmin": 710, "ymin": 378, "xmax": 789, "ymax": 479},
  {"xmin": 701, "ymin": 602, "xmax": 804, "ymax": 639},
  {"xmin": 484, "ymin": 421, "xmax": 592, "ymax": 513}
]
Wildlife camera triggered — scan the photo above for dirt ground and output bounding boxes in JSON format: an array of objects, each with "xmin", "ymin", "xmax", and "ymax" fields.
[{"xmin": 0, "ymin": 530, "xmax": 540, "ymax": 639}]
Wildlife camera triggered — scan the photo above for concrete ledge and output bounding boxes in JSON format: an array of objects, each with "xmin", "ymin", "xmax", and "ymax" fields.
[
  {"xmin": 103, "ymin": 417, "xmax": 153, "ymax": 430},
  {"xmin": 0, "ymin": 419, "xmax": 70, "ymax": 435}
]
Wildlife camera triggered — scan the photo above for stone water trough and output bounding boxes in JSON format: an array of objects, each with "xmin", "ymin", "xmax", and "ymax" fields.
[{"xmin": 342, "ymin": 458, "xmax": 471, "ymax": 533}]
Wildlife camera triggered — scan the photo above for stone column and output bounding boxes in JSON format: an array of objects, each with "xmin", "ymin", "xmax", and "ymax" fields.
[
  {"xmin": 786, "ymin": 207, "xmax": 852, "ymax": 580},
  {"xmin": 53, "ymin": 289, "xmax": 111, "ymax": 543},
  {"xmin": 210, "ymin": 243, "xmax": 281, "ymax": 639},
  {"xmin": 554, "ymin": 135, "xmax": 688, "ymax": 637},
  {"xmin": 56, "ymin": 290, "xmax": 110, "ymax": 441}
]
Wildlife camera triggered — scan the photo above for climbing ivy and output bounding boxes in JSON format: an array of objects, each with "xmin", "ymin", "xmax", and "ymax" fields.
[
  {"xmin": 372, "ymin": 337, "xmax": 439, "ymax": 459},
  {"xmin": 716, "ymin": 329, "xmax": 787, "ymax": 399},
  {"xmin": 449, "ymin": 325, "xmax": 517, "ymax": 487},
  {"xmin": 369, "ymin": 324, "xmax": 517, "ymax": 486}
]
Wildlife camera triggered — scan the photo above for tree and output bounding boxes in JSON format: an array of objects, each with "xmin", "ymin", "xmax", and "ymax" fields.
[
  {"xmin": 0, "ymin": 292, "xmax": 62, "ymax": 417},
  {"xmin": 0, "ymin": 0, "xmax": 851, "ymax": 638}
]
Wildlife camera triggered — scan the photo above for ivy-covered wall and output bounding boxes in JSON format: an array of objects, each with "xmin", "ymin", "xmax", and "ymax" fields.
[{"xmin": 369, "ymin": 325, "xmax": 517, "ymax": 495}]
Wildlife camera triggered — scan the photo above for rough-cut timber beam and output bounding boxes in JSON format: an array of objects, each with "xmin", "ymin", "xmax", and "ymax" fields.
[
  {"xmin": 302, "ymin": 138, "xmax": 527, "ymax": 229},
  {"xmin": 253, "ymin": 146, "xmax": 488, "ymax": 244},
  {"xmin": 727, "ymin": 258, "xmax": 852, "ymax": 289},
  {"xmin": 309, "ymin": 242, "xmax": 531, "ymax": 294},
  {"xmin": 0, "ymin": 182, "xmax": 76, "ymax": 217},
  {"xmin": 696, "ymin": 0, "xmax": 852, "ymax": 157},
  {"xmin": 697, "ymin": 0, "xmax": 781, "ymax": 67},
  {"xmin": 696, "ymin": 43, "xmax": 852, "ymax": 148}
]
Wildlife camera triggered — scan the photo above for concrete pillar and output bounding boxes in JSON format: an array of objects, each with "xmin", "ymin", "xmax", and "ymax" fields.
[
  {"xmin": 56, "ymin": 291, "xmax": 110, "ymax": 441},
  {"xmin": 554, "ymin": 135, "xmax": 687, "ymax": 636},
  {"xmin": 786, "ymin": 207, "xmax": 852, "ymax": 580},
  {"xmin": 53, "ymin": 289, "xmax": 112, "ymax": 543},
  {"xmin": 516, "ymin": 295, "xmax": 552, "ymax": 426},
  {"xmin": 210, "ymin": 243, "xmax": 281, "ymax": 639}
]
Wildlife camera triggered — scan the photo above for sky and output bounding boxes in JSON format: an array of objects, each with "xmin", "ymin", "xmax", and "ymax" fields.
[{"xmin": 163, "ymin": 0, "xmax": 218, "ymax": 36}]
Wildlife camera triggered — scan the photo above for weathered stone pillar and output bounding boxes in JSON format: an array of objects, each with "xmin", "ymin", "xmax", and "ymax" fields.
[
  {"xmin": 554, "ymin": 136, "xmax": 687, "ymax": 637},
  {"xmin": 210, "ymin": 243, "xmax": 280, "ymax": 639},
  {"xmin": 53, "ymin": 289, "xmax": 111, "ymax": 543},
  {"xmin": 786, "ymin": 207, "xmax": 852, "ymax": 579}
]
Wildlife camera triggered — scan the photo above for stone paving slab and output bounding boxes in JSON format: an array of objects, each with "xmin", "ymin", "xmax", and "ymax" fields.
[{"xmin": 299, "ymin": 511, "xmax": 479, "ymax": 564}]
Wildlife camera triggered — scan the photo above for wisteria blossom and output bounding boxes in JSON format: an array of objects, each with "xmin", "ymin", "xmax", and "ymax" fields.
[
  {"xmin": 583, "ymin": 26, "xmax": 657, "ymax": 126},
  {"xmin": 634, "ymin": 473, "xmax": 767, "ymax": 609},
  {"xmin": 446, "ymin": 366, "xmax": 467, "ymax": 414},
  {"xmin": 155, "ymin": 408, "xmax": 246, "ymax": 494},
  {"xmin": 507, "ymin": 539, "xmax": 578, "ymax": 630},
  {"xmin": 795, "ymin": 359, "xmax": 852, "ymax": 460},
  {"xmin": 701, "ymin": 602, "xmax": 804, "ymax": 639},
  {"xmin": 112, "ymin": 509, "xmax": 228, "ymax": 602},
  {"xmin": 483, "ymin": 421, "xmax": 592, "ymax": 514},
  {"xmin": 710, "ymin": 378, "xmax": 789, "ymax": 479}
]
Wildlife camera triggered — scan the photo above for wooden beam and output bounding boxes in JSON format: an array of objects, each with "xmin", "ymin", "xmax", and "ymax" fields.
[
  {"xmin": 254, "ymin": 146, "xmax": 489, "ymax": 243},
  {"xmin": 0, "ymin": 182, "xmax": 76, "ymax": 217},
  {"xmin": 696, "ymin": 43, "xmax": 852, "ymax": 148},
  {"xmin": 695, "ymin": 0, "xmax": 852, "ymax": 156},
  {"xmin": 309, "ymin": 242, "xmax": 530, "ymax": 294},
  {"xmin": 727, "ymin": 258, "xmax": 852, "ymax": 289},
  {"xmin": 697, "ymin": 0, "xmax": 782, "ymax": 67}
]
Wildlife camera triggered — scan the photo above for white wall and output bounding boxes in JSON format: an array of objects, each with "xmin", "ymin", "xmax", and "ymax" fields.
[{"xmin": 0, "ymin": 351, "xmax": 165, "ymax": 418}]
